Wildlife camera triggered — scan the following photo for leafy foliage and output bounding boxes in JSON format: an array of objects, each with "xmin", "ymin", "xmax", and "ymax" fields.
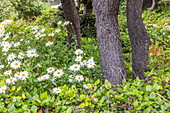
[{"xmin": 0, "ymin": 1, "xmax": 169, "ymax": 112}]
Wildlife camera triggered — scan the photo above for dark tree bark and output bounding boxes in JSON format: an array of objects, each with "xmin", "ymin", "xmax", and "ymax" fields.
[
  {"xmin": 143, "ymin": 0, "xmax": 152, "ymax": 9},
  {"xmin": 83, "ymin": 0, "xmax": 93, "ymax": 16},
  {"xmin": 92, "ymin": 0, "xmax": 127, "ymax": 85},
  {"xmin": 76, "ymin": 0, "xmax": 80, "ymax": 11},
  {"xmin": 61, "ymin": 0, "xmax": 81, "ymax": 48},
  {"xmin": 127, "ymin": 0, "xmax": 150, "ymax": 79}
]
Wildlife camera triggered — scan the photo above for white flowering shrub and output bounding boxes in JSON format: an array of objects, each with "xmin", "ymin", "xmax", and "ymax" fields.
[{"xmin": 0, "ymin": 19, "xmax": 100, "ymax": 97}]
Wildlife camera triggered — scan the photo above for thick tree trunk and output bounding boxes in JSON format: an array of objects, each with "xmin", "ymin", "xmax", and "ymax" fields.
[
  {"xmin": 83, "ymin": 0, "xmax": 93, "ymax": 16},
  {"xmin": 92, "ymin": 0, "xmax": 126, "ymax": 85},
  {"xmin": 61, "ymin": 0, "xmax": 81, "ymax": 48},
  {"xmin": 127, "ymin": 0, "xmax": 150, "ymax": 79}
]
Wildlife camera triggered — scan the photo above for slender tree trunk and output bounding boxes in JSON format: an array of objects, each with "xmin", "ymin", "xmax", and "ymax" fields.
[
  {"xmin": 61, "ymin": 0, "xmax": 81, "ymax": 48},
  {"xmin": 127, "ymin": 0, "xmax": 150, "ymax": 79},
  {"xmin": 92, "ymin": 0, "xmax": 126, "ymax": 85},
  {"xmin": 83, "ymin": 0, "xmax": 93, "ymax": 16}
]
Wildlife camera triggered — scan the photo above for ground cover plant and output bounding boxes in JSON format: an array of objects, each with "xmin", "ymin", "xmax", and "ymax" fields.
[{"xmin": 0, "ymin": 1, "xmax": 170, "ymax": 113}]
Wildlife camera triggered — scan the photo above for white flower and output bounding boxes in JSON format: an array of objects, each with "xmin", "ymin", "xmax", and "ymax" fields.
[
  {"xmin": 51, "ymin": 77, "xmax": 56, "ymax": 81},
  {"xmin": 26, "ymin": 49, "xmax": 36, "ymax": 57},
  {"xmin": 0, "ymin": 32, "xmax": 4, "ymax": 38},
  {"xmin": 55, "ymin": 29, "xmax": 61, "ymax": 33},
  {"xmin": 68, "ymin": 75, "xmax": 74, "ymax": 82},
  {"xmin": 14, "ymin": 42, "xmax": 20, "ymax": 47},
  {"xmin": 80, "ymin": 60, "xmax": 87, "ymax": 66},
  {"xmin": 10, "ymin": 60, "xmax": 21, "ymax": 69},
  {"xmin": 57, "ymin": 21, "xmax": 62, "ymax": 25},
  {"xmin": 33, "ymin": 26, "xmax": 39, "ymax": 30},
  {"xmin": 46, "ymin": 41, "xmax": 53, "ymax": 46},
  {"xmin": 20, "ymin": 39, "xmax": 24, "ymax": 41},
  {"xmin": 53, "ymin": 87, "xmax": 61, "ymax": 94},
  {"xmin": 83, "ymin": 84, "xmax": 88, "ymax": 89},
  {"xmin": 48, "ymin": 33, "xmax": 54, "ymax": 37},
  {"xmin": 75, "ymin": 49, "xmax": 83, "ymax": 55},
  {"xmin": 1, "ymin": 41, "xmax": 9, "ymax": 47},
  {"xmin": 0, "ymin": 65, "xmax": 4, "ymax": 69},
  {"xmin": 87, "ymin": 62, "xmax": 95, "ymax": 68},
  {"xmin": 53, "ymin": 69, "xmax": 64, "ymax": 78},
  {"xmin": 6, "ymin": 77, "xmax": 17, "ymax": 84},
  {"xmin": 41, "ymin": 28, "xmax": 45, "ymax": 33},
  {"xmin": 41, "ymin": 74, "xmax": 50, "ymax": 80},
  {"xmin": 37, "ymin": 77, "xmax": 43, "ymax": 81},
  {"xmin": 75, "ymin": 75, "xmax": 84, "ymax": 82},
  {"xmin": 4, "ymin": 70, "xmax": 12, "ymax": 76},
  {"xmin": 14, "ymin": 72, "xmax": 21, "ymax": 78},
  {"xmin": 47, "ymin": 67, "xmax": 55, "ymax": 73},
  {"xmin": 69, "ymin": 64, "xmax": 80, "ymax": 71},
  {"xmin": 18, "ymin": 52, "xmax": 25, "ymax": 59},
  {"xmin": 19, "ymin": 71, "xmax": 29, "ymax": 80},
  {"xmin": 64, "ymin": 21, "xmax": 70, "ymax": 25},
  {"xmin": 2, "ymin": 44, "xmax": 11, "ymax": 52},
  {"xmin": 37, "ymin": 32, "xmax": 41, "ymax": 36},
  {"xmin": 87, "ymin": 57, "xmax": 94, "ymax": 63},
  {"xmin": 3, "ymin": 35, "xmax": 9, "ymax": 40},
  {"xmin": 75, "ymin": 56, "xmax": 83, "ymax": 62},
  {"xmin": 7, "ymin": 53, "xmax": 16, "ymax": 61},
  {"xmin": 0, "ymin": 85, "xmax": 7, "ymax": 94},
  {"xmin": 37, "ymin": 64, "xmax": 41, "ymax": 67},
  {"xmin": 68, "ymin": 79, "xmax": 73, "ymax": 82},
  {"xmin": 35, "ymin": 54, "xmax": 39, "ymax": 57}
]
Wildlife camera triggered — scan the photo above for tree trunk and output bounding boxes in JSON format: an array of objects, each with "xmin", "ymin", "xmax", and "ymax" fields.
[
  {"xmin": 127, "ymin": 0, "xmax": 150, "ymax": 79},
  {"xmin": 61, "ymin": 0, "xmax": 81, "ymax": 48},
  {"xmin": 83, "ymin": 0, "xmax": 93, "ymax": 16},
  {"xmin": 92, "ymin": 0, "xmax": 126, "ymax": 85}
]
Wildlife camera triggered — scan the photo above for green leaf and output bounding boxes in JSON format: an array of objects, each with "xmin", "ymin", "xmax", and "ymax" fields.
[
  {"xmin": 22, "ymin": 104, "xmax": 27, "ymax": 110},
  {"xmin": 66, "ymin": 107, "xmax": 72, "ymax": 113},
  {"xmin": 12, "ymin": 86, "xmax": 16, "ymax": 91},
  {"xmin": 122, "ymin": 79, "xmax": 126, "ymax": 84},
  {"xmin": 133, "ymin": 100, "xmax": 138, "ymax": 107},
  {"xmin": 94, "ymin": 109, "xmax": 99, "ymax": 113},
  {"xmin": 40, "ymin": 91, "xmax": 47, "ymax": 100},
  {"xmin": 95, "ymin": 79, "xmax": 100, "ymax": 85},
  {"xmin": 99, "ymin": 96, "xmax": 106, "ymax": 104},
  {"xmin": 79, "ymin": 103, "xmax": 85, "ymax": 108},
  {"xmin": 31, "ymin": 105, "xmax": 37, "ymax": 113},
  {"xmin": 167, "ymin": 91, "xmax": 170, "ymax": 99},
  {"xmin": 79, "ymin": 95, "xmax": 85, "ymax": 101},
  {"xmin": 117, "ymin": 88, "xmax": 122, "ymax": 93},
  {"xmin": 161, "ymin": 105, "xmax": 167, "ymax": 110},
  {"xmin": 22, "ymin": 94, "xmax": 26, "ymax": 99},
  {"xmin": 104, "ymin": 81, "xmax": 111, "ymax": 89},
  {"xmin": 12, "ymin": 97, "xmax": 16, "ymax": 103},
  {"xmin": 138, "ymin": 95, "xmax": 143, "ymax": 100},
  {"xmin": 149, "ymin": 92, "xmax": 156, "ymax": 99},
  {"xmin": 17, "ymin": 86, "xmax": 21, "ymax": 92},
  {"xmin": 146, "ymin": 85, "xmax": 152, "ymax": 92}
]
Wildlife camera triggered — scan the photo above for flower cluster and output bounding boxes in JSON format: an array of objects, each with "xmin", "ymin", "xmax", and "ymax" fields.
[{"xmin": 0, "ymin": 20, "xmax": 96, "ymax": 96}]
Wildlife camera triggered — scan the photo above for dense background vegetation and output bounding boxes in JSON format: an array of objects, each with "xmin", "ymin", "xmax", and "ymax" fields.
[{"xmin": 0, "ymin": 0, "xmax": 169, "ymax": 112}]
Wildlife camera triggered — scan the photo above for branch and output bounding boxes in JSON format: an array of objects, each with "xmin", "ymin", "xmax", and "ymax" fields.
[
  {"xmin": 156, "ymin": 93, "xmax": 170, "ymax": 103},
  {"xmin": 150, "ymin": 0, "xmax": 155, "ymax": 11}
]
